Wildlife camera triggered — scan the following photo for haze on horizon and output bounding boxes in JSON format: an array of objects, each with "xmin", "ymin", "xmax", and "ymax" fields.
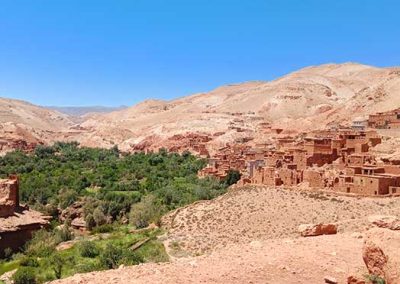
[{"xmin": 0, "ymin": 0, "xmax": 399, "ymax": 107}]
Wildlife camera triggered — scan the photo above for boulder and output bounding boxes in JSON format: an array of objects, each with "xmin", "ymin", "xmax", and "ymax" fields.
[
  {"xmin": 71, "ymin": 217, "xmax": 86, "ymax": 229},
  {"xmin": 324, "ymin": 276, "xmax": 337, "ymax": 284},
  {"xmin": 368, "ymin": 215, "xmax": 400, "ymax": 230},
  {"xmin": 60, "ymin": 201, "xmax": 84, "ymax": 222},
  {"xmin": 362, "ymin": 228, "xmax": 400, "ymax": 284},
  {"xmin": 298, "ymin": 223, "xmax": 337, "ymax": 237}
]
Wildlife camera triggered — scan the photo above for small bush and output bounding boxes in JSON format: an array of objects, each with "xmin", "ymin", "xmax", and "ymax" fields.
[
  {"xmin": 3, "ymin": 247, "xmax": 13, "ymax": 260},
  {"xmin": 85, "ymin": 213, "xmax": 96, "ymax": 230},
  {"xmin": 19, "ymin": 257, "xmax": 39, "ymax": 267},
  {"xmin": 78, "ymin": 241, "xmax": 99, "ymax": 258},
  {"xmin": 54, "ymin": 225, "xmax": 73, "ymax": 244},
  {"xmin": 129, "ymin": 195, "xmax": 164, "ymax": 228},
  {"xmin": 13, "ymin": 267, "xmax": 37, "ymax": 284},
  {"xmin": 99, "ymin": 243, "xmax": 123, "ymax": 269},
  {"xmin": 120, "ymin": 250, "xmax": 144, "ymax": 266},
  {"xmin": 91, "ymin": 224, "xmax": 115, "ymax": 234},
  {"xmin": 365, "ymin": 274, "xmax": 386, "ymax": 284},
  {"xmin": 25, "ymin": 230, "xmax": 56, "ymax": 257},
  {"xmin": 93, "ymin": 207, "xmax": 107, "ymax": 227}
]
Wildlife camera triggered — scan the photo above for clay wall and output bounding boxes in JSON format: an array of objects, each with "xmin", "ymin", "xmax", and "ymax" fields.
[
  {"xmin": 303, "ymin": 169, "xmax": 324, "ymax": 188},
  {"xmin": 0, "ymin": 178, "xmax": 19, "ymax": 218}
]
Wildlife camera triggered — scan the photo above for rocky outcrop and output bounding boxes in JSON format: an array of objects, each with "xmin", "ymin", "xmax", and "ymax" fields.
[
  {"xmin": 362, "ymin": 228, "xmax": 400, "ymax": 284},
  {"xmin": 298, "ymin": 223, "xmax": 337, "ymax": 237},
  {"xmin": 60, "ymin": 201, "xmax": 84, "ymax": 223},
  {"xmin": 368, "ymin": 215, "xmax": 400, "ymax": 230}
]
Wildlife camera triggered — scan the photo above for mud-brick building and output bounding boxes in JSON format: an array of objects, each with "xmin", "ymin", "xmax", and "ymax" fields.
[
  {"xmin": 368, "ymin": 108, "xmax": 400, "ymax": 129},
  {"xmin": 0, "ymin": 177, "xmax": 49, "ymax": 256},
  {"xmin": 335, "ymin": 165, "xmax": 400, "ymax": 195}
]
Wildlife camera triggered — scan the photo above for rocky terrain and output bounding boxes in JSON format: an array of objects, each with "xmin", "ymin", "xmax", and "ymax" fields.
[
  {"xmin": 161, "ymin": 186, "xmax": 400, "ymax": 255},
  {"xmin": 51, "ymin": 186, "xmax": 400, "ymax": 284},
  {"xmin": 1, "ymin": 63, "xmax": 400, "ymax": 154}
]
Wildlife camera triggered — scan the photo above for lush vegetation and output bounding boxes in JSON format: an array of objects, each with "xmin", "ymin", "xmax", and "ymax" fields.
[
  {"xmin": 0, "ymin": 225, "xmax": 168, "ymax": 283},
  {"xmin": 0, "ymin": 142, "xmax": 231, "ymax": 282},
  {"xmin": 0, "ymin": 142, "xmax": 228, "ymax": 227}
]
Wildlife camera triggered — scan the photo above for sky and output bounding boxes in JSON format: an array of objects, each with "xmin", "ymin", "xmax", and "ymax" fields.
[{"xmin": 0, "ymin": 0, "xmax": 399, "ymax": 107}]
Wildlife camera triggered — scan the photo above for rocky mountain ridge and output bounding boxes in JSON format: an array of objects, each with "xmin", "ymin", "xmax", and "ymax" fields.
[{"xmin": 1, "ymin": 62, "xmax": 400, "ymax": 154}]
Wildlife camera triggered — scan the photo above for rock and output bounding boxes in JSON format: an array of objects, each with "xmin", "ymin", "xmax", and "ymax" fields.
[
  {"xmin": 324, "ymin": 276, "xmax": 337, "ymax": 284},
  {"xmin": 0, "ymin": 269, "xmax": 17, "ymax": 284},
  {"xmin": 71, "ymin": 217, "xmax": 86, "ymax": 229},
  {"xmin": 298, "ymin": 223, "xmax": 337, "ymax": 237},
  {"xmin": 368, "ymin": 215, "xmax": 400, "ymax": 230},
  {"xmin": 351, "ymin": 232, "xmax": 363, "ymax": 239},
  {"xmin": 363, "ymin": 228, "xmax": 400, "ymax": 284},
  {"xmin": 347, "ymin": 276, "xmax": 366, "ymax": 284},
  {"xmin": 60, "ymin": 201, "xmax": 84, "ymax": 222}
]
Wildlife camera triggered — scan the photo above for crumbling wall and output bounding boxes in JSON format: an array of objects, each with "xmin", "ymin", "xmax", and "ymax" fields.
[{"xmin": 0, "ymin": 178, "xmax": 19, "ymax": 217}]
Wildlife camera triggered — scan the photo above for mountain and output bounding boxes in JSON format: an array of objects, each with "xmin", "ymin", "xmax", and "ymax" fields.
[
  {"xmin": 0, "ymin": 98, "xmax": 75, "ymax": 152},
  {"xmin": 74, "ymin": 62, "xmax": 400, "ymax": 151},
  {"xmin": 46, "ymin": 105, "xmax": 128, "ymax": 117},
  {"xmin": 1, "ymin": 62, "xmax": 399, "ymax": 153}
]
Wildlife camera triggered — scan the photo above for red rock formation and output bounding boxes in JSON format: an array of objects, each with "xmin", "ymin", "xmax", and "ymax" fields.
[
  {"xmin": 298, "ymin": 223, "xmax": 338, "ymax": 237},
  {"xmin": 362, "ymin": 228, "xmax": 400, "ymax": 284}
]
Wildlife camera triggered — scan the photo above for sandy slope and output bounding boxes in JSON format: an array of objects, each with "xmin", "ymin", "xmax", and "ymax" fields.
[
  {"xmin": 50, "ymin": 233, "xmax": 365, "ymax": 284},
  {"xmin": 50, "ymin": 186, "xmax": 400, "ymax": 284}
]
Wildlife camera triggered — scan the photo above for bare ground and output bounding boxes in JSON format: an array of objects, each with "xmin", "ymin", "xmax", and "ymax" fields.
[{"xmin": 52, "ymin": 186, "xmax": 400, "ymax": 284}]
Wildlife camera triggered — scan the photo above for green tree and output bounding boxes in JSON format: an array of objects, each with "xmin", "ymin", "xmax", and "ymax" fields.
[
  {"xmin": 13, "ymin": 267, "xmax": 37, "ymax": 284},
  {"xmin": 223, "ymin": 169, "xmax": 241, "ymax": 186}
]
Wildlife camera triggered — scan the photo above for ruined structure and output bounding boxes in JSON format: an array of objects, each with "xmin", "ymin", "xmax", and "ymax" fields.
[
  {"xmin": 0, "ymin": 177, "xmax": 49, "ymax": 256},
  {"xmin": 199, "ymin": 128, "xmax": 400, "ymax": 196}
]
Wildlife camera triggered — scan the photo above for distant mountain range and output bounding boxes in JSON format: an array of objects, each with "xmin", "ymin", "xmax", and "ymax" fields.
[
  {"xmin": 1, "ymin": 62, "xmax": 400, "ymax": 154},
  {"xmin": 46, "ymin": 105, "xmax": 128, "ymax": 117}
]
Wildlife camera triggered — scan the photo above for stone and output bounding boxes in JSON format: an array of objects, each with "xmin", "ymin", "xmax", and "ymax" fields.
[
  {"xmin": 363, "ymin": 228, "xmax": 400, "ymax": 284},
  {"xmin": 71, "ymin": 217, "xmax": 86, "ymax": 229},
  {"xmin": 298, "ymin": 223, "xmax": 337, "ymax": 237},
  {"xmin": 324, "ymin": 276, "xmax": 337, "ymax": 284},
  {"xmin": 368, "ymin": 215, "xmax": 400, "ymax": 230}
]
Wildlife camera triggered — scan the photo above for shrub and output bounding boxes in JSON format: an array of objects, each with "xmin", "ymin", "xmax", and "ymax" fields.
[
  {"xmin": 223, "ymin": 169, "xmax": 241, "ymax": 186},
  {"xmin": 120, "ymin": 250, "xmax": 144, "ymax": 266},
  {"xmin": 93, "ymin": 207, "xmax": 107, "ymax": 227},
  {"xmin": 13, "ymin": 267, "xmax": 37, "ymax": 284},
  {"xmin": 49, "ymin": 253, "xmax": 64, "ymax": 279},
  {"xmin": 54, "ymin": 225, "xmax": 73, "ymax": 244},
  {"xmin": 129, "ymin": 195, "xmax": 164, "ymax": 228},
  {"xmin": 91, "ymin": 224, "xmax": 115, "ymax": 234},
  {"xmin": 365, "ymin": 274, "xmax": 386, "ymax": 284},
  {"xmin": 19, "ymin": 257, "xmax": 39, "ymax": 267},
  {"xmin": 78, "ymin": 241, "xmax": 99, "ymax": 258},
  {"xmin": 3, "ymin": 247, "xmax": 13, "ymax": 260},
  {"xmin": 25, "ymin": 230, "xmax": 56, "ymax": 257},
  {"xmin": 85, "ymin": 213, "xmax": 96, "ymax": 230},
  {"xmin": 99, "ymin": 243, "xmax": 123, "ymax": 269}
]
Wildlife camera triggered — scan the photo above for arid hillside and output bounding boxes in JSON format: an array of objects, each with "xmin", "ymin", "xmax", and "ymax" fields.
[
  {"xmin": 1, "ymin": 63, "xmax": 400, "ymax": 153},
  {"xmin": 77, "ymin": 63, "xmax": 400, "ymax": 151},
  {"xmin": 51, "ymin": 186, "xmax": 400, "ymax": 284},
  {"xmin": 0, "ymin": 98, "xmax": 74, "ymax": 152}
]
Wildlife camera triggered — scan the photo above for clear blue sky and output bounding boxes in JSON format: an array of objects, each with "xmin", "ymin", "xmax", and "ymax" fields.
[{"xmin": 0, "ymin": 0, "xmax": 399, "ymax": 107}]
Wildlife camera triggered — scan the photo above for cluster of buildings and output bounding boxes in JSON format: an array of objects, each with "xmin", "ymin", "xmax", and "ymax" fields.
[
  {"xmin": 368, "ymin": 108, "xmax": 400, "ymax": 129},
  {"xmin": 0, "ymin": 177, "xmax": 49, "ymax": 257},
  {"xmin": 199, "ymin": 128, "xmax": 400, "ymax": 196}
]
